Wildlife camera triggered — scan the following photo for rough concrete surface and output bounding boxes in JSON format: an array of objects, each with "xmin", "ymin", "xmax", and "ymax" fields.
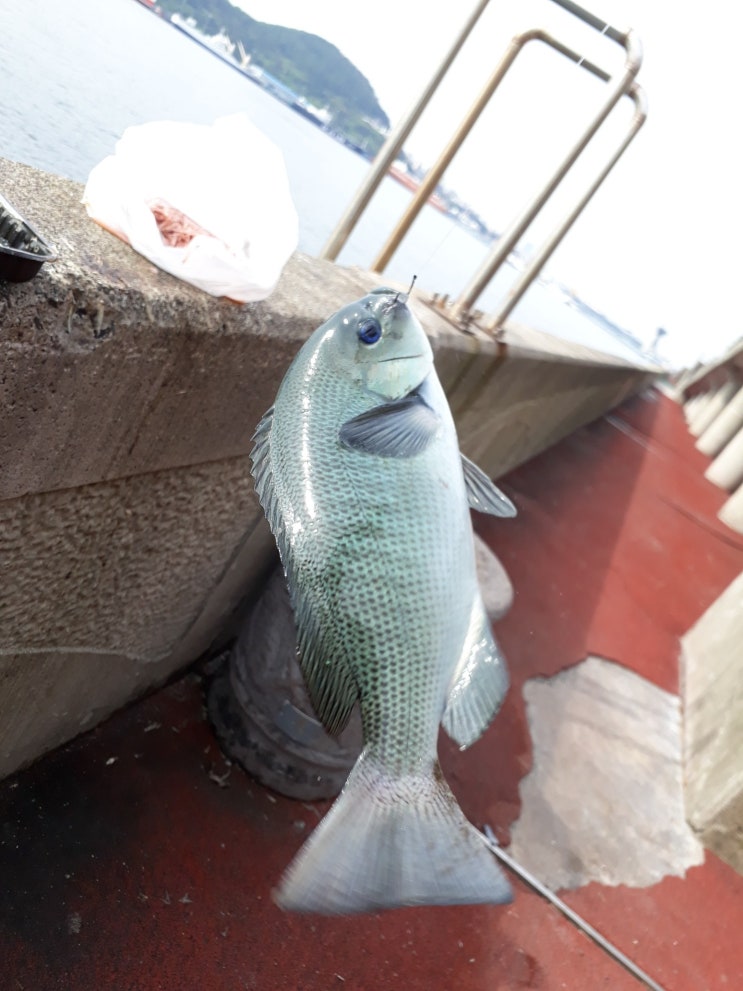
[
  {"xmin": 509, "ymin": 656, "xmax": 704, "ymax": 891},
  {"xmin": 0, "ymin": 455, "xmax": 276, "ymax": 779},
  {"xmin": 0, "ymin": 155, "xmax": 654, "ymax": 779},
  {"xmin": 0, "ymin": 649, "xmax": 172, "ymax": 779},
  {"xmin": 1, "ymin": 456, "xmax": 257, "ymax": 659},
  {"xmin": 683, "ymin": 570, "xmax": 743, "ymax": 873}
]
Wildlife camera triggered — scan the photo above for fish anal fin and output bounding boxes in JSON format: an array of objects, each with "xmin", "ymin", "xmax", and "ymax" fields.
[
  {"xmin": 294, "ymin": 597, "xmax": 358, "ymax": 737},
  {"xmin": 442, "ymin": 596, "xmax": 509, "ymax": 750}
]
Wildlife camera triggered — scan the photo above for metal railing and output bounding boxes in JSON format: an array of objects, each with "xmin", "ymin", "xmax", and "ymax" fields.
[
  {"xmin": 482, "ymin": 82, "xmax": 646, "ymax": 332},
  {"xmin": 319, "ymin": 0, "xmax": 492, "ymax": 263},
  {"xmin": 319, "ymin": 0, "xmax": 646, "ymax": 333}
]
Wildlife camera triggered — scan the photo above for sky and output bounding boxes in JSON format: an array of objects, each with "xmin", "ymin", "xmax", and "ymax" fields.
[{"xmin": 235, "ymin": 0, "xmax": 743, "ymax": 366}]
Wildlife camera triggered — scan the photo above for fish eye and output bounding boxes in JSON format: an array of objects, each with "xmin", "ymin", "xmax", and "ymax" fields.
[{"xmin": 357, "ymin": 317, "xmax": 382, "ymax": 345}]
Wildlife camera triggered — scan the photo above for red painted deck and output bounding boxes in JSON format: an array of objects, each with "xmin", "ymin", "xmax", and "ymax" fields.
[{"xmin": 3, "ymin": 389, "xmax": 743, "ymax": 990}]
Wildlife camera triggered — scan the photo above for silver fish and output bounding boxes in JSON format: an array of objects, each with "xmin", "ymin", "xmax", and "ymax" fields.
[{"xmin": 251, "ymin": 287, "xmax": 516, "ymax": 914}]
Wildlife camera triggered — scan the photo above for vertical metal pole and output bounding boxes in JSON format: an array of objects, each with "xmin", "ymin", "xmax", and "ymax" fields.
[
  {"xmin": 487, "ymin": 86, "xmax": 647, "ymax": 331},
  {"xmin": 371, "ymin": 31, "xmax": 535, "ymax": 274},
  {"xmin": 548, "ymin": 0, "xmax": 626, "ymax": 43},
  {"xmin": 319, "ymin": 0, "xmax": 491, "ymax": 262},
  {"xmin": 450, "ymin": 29, "xmax": 642, "ymax": 320}
]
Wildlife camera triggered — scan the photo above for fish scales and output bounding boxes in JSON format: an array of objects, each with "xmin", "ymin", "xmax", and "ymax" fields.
[
  {"xmin": 274, "ymin": 355, "xmax": 473, "ymax": 769},
  {"xmin": 251, "ymin": 287, "xmax": 515, "ymax": 913}
]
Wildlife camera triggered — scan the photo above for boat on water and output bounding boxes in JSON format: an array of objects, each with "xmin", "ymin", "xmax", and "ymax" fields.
[
  {"xmin": 169, "ymin": 13, "xmax": 243, "ymax": 69},
  {"xmin": 387, "ymin": 163, "xmax": 450, "ymax": 214}
]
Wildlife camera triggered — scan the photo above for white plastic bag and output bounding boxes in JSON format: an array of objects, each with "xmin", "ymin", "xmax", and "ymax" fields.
[{"xmin": 83, "ymin": 114, "xmax": 298, "ymax": 302}]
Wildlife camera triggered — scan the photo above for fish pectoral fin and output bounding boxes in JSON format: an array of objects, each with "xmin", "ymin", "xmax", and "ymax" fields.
[
  {"xmin": 461, "ymin": 454, "xmax": 517, "ymax": 517},
  {"xmin": 339, "ymin": 393, "xmax": 440, "ymax": 458},
  {"xmin": 442, "ymin": 596, "xmax": 509, "ymax": 750}
]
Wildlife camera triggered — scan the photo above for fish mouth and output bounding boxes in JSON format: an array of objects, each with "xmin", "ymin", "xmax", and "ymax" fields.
[
  {"xmin": 376, "ymin": 353, "xmax": 425, "ymax": 363},
  {"xmin": 361, "ymin": 350, "xmax": 432, "ymax": 400},
  {"xmin": 377, "ymin": 292, "xmax": 409, "ymax": 317}
]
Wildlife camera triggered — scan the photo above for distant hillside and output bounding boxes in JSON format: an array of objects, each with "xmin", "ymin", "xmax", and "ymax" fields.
[{"xmin": 157, "ymin": 0, "xmax": 390, "ymax": 150}]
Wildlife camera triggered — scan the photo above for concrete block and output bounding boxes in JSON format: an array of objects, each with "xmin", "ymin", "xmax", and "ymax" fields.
[
  {"xmin": 0, "ymin": 650, "xmax": 171, "ymax": 780},
  {"xmin": 719, "ymin": 483, "xmax": 743, "ymax": 535},
  {"xmin": 684, "ymin": 394, "xmax": 704, "ymax": 423},
  {"xmin": 0, "ymin": 456, "xmax": 276, "ymax": 779},
  {"xmin": 442, "ymin": 332, "xmax": 647, "ymax": 481},
  {"xmin": 683, "ymin": 570, "xmax": 743, "ymax": 874},
  {"xmin": 697, "ymin": 384, "xmax": 743, "ymax": 457},
  {"xmin": 1, "ymin": 457, "xmax": 257, "ymax": 659},
  {"xmin": 690, "ymin": 380, "xmax": 739, "ymax": 437},
  {"xmin": 705, "ymin": 423, "xmax": 743, "ymax": 491}
]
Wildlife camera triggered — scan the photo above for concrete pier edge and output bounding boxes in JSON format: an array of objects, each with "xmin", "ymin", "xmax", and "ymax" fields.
[{"xmin": 674, "ymin": 338, "xmax": 743, "ymax": 873}]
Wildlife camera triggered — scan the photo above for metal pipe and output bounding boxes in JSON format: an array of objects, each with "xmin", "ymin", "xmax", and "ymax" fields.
[
  {"xmin": 482, "ymin": 826, "xmax": 669, "ymax": 991},
  {"xmin": 371, "ymin": 29, "xmax": 612, "ymax": 275},
  {"xmin": 450, "ymin": 28, "xmax": 642, "ymax": 320},
  {"xmin": 319, "ymin": 0, "xmax": 492, "ymax": 262},
  {"xmin": 548, "ymin": 0, "xmax": 628, "ymax": 44},
  {"xmin": 486, "ymin": 84, "xmax": 647, "ymax": 331}
]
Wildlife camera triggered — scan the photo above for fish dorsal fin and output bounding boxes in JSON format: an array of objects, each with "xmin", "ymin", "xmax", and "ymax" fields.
[
  {"xmin": 442, "ymin": 594, "xmax": 509, "ymax": 750},
  {"xmin": 339, "ymin": 392, "xmax": 440, "ymax": 458},
  {"xmin": 461, "ymin": 454, "xmax": 517, "ymax": 518},
  {"xmin": 250, "ymin": 406, "xmax": 358, "ymax": 736}
]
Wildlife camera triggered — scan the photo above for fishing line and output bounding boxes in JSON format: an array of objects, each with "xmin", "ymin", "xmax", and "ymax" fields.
[
  {"xmin": 413, "ymin": 217, "xmax": 459, "ymax": 288},
  {"xmin": 482, "ymin": 826, "xmax": 670, "ymax": 991}
]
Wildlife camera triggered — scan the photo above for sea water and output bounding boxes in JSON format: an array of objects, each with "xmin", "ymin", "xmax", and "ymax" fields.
[{"xmin": 0, "ymin": 0, "xmax": 642, "ymax": 362}]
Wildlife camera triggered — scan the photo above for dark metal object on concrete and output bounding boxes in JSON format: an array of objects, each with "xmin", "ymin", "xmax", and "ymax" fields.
[
  {"xmin": 208, "ymin": 537, "xmax": 513, "ymax": 800},
  {"xmin": 0, "ymin": 193, "xmax": 56, "ymax": 281}
]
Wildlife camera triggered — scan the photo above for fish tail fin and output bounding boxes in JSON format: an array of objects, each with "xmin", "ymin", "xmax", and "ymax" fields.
[{"xmin": 275, "ymin": 752, "xmax": 512, "ymax": 914}]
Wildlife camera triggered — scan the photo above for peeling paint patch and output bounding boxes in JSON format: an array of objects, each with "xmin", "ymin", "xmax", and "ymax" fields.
[{"xmin": 509, "ymin": 656, "xmax": 704, "ymax": 890}]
